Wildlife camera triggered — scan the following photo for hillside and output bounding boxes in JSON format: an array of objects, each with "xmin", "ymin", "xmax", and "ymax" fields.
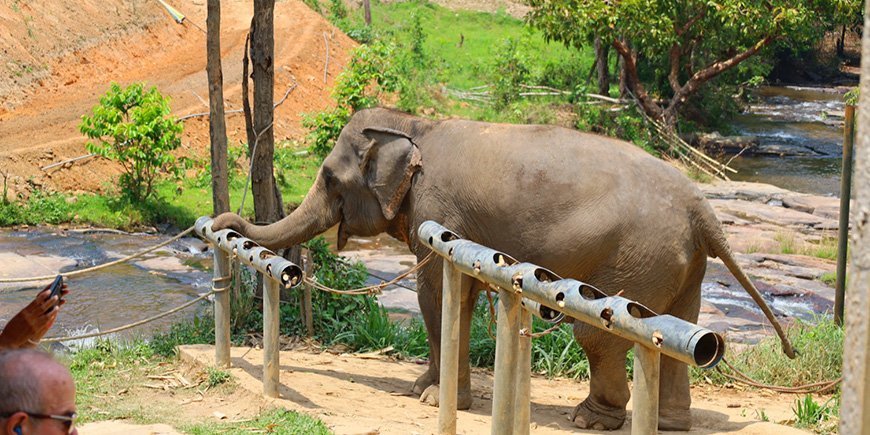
[{"xmin": 0, "ymin": 0, "xmax": 355, "ymax": 198}]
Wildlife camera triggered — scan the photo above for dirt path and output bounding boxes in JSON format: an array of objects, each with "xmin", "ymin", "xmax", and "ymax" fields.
[
  {"xmin": 0, "ymin": 0, "xmax": 353, "ymax": 197},
  {"xmin": 177, "ymin": 344, "xmax": 810, "ymax": 434}
]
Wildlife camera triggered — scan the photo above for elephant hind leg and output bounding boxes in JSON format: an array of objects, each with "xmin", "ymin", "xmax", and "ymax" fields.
[
  {"xmin": 572, "ymin": 324, "xmax": 632, "ymax": 430},
  {"xmin": 658, "ymin": 265, "xmax": 704, "ymax": 431}
]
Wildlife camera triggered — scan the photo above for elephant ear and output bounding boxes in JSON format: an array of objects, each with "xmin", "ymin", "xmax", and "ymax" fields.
[{"xmin": 360, "ymin": 126, "xmax": 422, "ymax": 221}]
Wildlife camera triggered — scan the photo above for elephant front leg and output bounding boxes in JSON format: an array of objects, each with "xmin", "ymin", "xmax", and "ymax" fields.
[
  {"xmin": 413, "ymin": 265, "xmax": 441, "ymax": 399},
  {"xmin": 414, "ymin": 266, "xmax": 477, "ymax": 410},
  {"xmin": 572, "ymin": 325, "xmax": 632, "ymax": 431}
]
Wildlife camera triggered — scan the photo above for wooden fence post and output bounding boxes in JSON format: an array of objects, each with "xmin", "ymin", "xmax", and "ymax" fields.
[{"xmin": 840, "ymin": 3, "xmax": 870, "ymax": 431}]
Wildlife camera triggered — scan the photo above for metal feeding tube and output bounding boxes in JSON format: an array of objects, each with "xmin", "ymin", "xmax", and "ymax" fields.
[
  {"xmin": 195, "ymin": 217, "xmax": 303, "ymax": 289},
  {"xmin": 418, "ymin": 220, "xmax": 724, "ymax": 368}
]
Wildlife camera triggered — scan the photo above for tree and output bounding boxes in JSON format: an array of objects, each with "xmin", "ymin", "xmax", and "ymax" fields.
[
  {"xmin": 80, "ymin": 83, "xmax": 183, "ymax": 202},
  {"xmin": 249, "ymin": 0, "xmax": 283, "ymax": 225},
  {"xmin": 524, "ymin": 0, "xmax": 862, "ymax": 128},
  {"xmin": 207, "ymin": 0, "xmax": 230, "ymax": 215}
]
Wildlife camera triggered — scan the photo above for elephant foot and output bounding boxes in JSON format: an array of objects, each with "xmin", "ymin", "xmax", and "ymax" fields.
[
  {"xmin": 418, "ymin": 384, "xmax": 473, "ymax": 409},
  {"xmin": 571, "ymin": 399, "xmax": 626, "ymax": 431},
  {"xmin": 659, "ymin": 408, "xmax": 692, "ymax": 431},
  {"xmin": 412, "ymin": 370, "xmax": 438, "ymax": 396}
]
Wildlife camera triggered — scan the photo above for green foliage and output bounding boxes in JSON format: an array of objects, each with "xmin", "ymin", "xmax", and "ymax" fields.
[
  {"xmin": 304, "ymin": 41, "xmax": 399, "ymax": 158},
  {"xmin": 206, "ymin": 367, "xmax": 232, "ymax": 388},
  {"xmin": 150, "ymin": 315, "xmax": 216, "ymax": 357},
  {"xmin": 302, "ymin": 0, "xmax": 321, "ymax": 14},
  {"xmin": 793, "ymin": 394, "xmax": 837, "ymax": 431},
  {"xmin": 820, "ymin": 271, "xmax": 837, "ymax": 287},
  {"xmin": 845, "ymin": 87, "xmax": 860, "ymax": 106},
  {"xmin": 0, "ymin": 190, "xmax": 74, "ymax": 226},
  {"xmin": 80, "ymin": 83, "xmax": 184, "ymax": 202},
  {"xmin": 694, "ymin": 317, "xmax": 843, "ymax": 388},
  {"xmin": 490, "ymin": 38, "xmax": 529, "ymax": 108},
  {"xmin": 531, "ymin": 322, "xmax": 590, "ymax": 379},
  {"xmin": 329, "ymin": 0, "xmax": 347, "ymax": 21},
  {"xmin": 523, "ymin": 0, "xmax": 858, "ymax": 125},
  {"xmin": 183, "ymin": 409, "xmax": 331, "ymax": 435}
]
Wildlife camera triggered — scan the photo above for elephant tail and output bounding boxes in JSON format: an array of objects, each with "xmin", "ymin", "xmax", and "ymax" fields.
[{"xmin": 697, "ymin": 203, "xmax": 798, "ymax": 359}]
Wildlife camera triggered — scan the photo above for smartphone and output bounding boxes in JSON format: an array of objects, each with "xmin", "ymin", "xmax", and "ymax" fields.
[{"xmin": 43, "ymin": 275, "xmax": 63, "ymax": 314}]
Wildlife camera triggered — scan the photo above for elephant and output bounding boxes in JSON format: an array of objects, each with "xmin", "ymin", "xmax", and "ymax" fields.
[{"xmin": 212, "ymin": 107, "xmax": 794, "ymax": 431}]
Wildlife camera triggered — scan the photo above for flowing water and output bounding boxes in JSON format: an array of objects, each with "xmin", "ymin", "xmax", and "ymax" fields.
[
  {"xmin": 728, "ymin": 86, "xmax": 848, "ymax": 196},
  {"xmin": 0, "ymin": 86, "xmax": 847, "ymax": 345}
]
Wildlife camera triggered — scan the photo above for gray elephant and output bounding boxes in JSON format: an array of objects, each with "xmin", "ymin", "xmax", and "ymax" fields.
[{"xmin": 213, "ymin": 107, "xmax": 794, "ymax": 431}]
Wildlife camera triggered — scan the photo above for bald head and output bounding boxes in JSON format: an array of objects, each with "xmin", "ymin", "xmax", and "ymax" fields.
[{"xmin": 0, "ymin": 349, "xmax": 75, "ymax": 420}]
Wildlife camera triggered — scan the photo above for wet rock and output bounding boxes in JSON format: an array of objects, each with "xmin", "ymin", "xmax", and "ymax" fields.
[
  {"xmin": 698, "ymin": 181, "xmax": 792, "ymax": 202},
  {"xmin": 691, "ymin": 132, "xmax": 759, "ymax": 155},
  {"xmin": 708, "ymin": 198, "xmax": 834, "ymax": 228}
]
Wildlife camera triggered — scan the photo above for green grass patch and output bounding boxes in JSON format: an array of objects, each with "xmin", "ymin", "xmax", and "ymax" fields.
[
  {"xmin": 181, "ymin": 408, "xmax": 332, "ymax": 435},
  {"xmin": 693, "ymin": 317, "xmax": 843, "ymax": 388},
  {"xmin": 339, "ymin": 1, "xmax": 591, "ymax": 90}
]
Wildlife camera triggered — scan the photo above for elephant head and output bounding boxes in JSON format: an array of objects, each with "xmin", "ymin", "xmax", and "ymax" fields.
[{"xmin": 212, "ymin": 108, "xmax": 435, "ymax": 250}]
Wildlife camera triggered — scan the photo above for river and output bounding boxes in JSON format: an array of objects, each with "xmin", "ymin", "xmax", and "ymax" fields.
[{"xmin": 728, "ymin": 86, "xmax": 848, "ymax": 196}]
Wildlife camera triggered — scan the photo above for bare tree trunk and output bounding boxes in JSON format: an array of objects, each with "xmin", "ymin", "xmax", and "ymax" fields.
[
  {"xmin": 250, "ymin": 0, "xmax": 282, "ymax": 224},
  {"xmin": 841, "ymin": 4, "xmax": 870, "ymax": 431},
  {"xmin": 248, "ymin": 0, "xmax": 301, "ymax": 293},
  {"xmin": 838, "ymin": 24, "xmax": 847, "ymax": 58},
  {"xmin": 363, "ymin": 0, "xmax": 371, "ymax": 26},
  {"xmin": 207, "ymin": 0, "xmax": 230, "ymax": 215},
  {"xmin": 594, "ymin": 36, "xmax": 610, "ymax": 96}
]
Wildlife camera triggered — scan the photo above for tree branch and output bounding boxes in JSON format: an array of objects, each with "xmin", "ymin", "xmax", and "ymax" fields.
[
  {"xmin": 612, "ymin": 38, "xmax": 663, "ymax": 121},
  {"xmin": 666, "ymin": 35, "xmax": 775, "ymax": 119}
]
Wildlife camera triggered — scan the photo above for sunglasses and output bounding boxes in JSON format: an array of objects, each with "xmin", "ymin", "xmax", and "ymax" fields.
[{"xmin": 0, "ymin": 411, "xmax": 77, "ymax": 434}]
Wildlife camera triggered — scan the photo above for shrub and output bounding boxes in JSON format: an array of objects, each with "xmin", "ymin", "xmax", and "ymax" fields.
[
  {"xmin": 80, "ymin": 82, "xmax": 184, "ymax": 202},
  {"xmin": 304, "ymin": 41, "xmax": 399, "ymax": 158}
]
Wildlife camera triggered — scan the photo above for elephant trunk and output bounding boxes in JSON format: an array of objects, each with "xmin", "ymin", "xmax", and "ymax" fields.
[{"xmin": 212, "ymin": 173, "xmax": 340, "ymax": 251}]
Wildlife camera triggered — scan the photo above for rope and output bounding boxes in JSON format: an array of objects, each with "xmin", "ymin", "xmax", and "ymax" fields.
[
  {"xmin": 39, "ymin": 290, "xmax": 215, "ymax": 343},
  {"xmin": 0, "ymin": 226, "xmax": 195, "ymax": 284},
  {"xmin": 303, "ymin": 252, "xmax": 435, "ymax": 295},
  {"xmin": 714, "ymin": 357, "xmax": 841, "ymax": 394}
]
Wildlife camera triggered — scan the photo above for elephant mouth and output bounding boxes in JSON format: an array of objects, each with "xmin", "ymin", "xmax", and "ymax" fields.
[{"xmin": 337, "ymin": 217, "xmax": 349, "ymax": 250}]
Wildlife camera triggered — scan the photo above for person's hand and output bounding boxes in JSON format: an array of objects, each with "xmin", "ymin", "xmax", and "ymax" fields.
[{"xmin": 0, "ymin": 283, "xmax": 69, "ymax": 349}]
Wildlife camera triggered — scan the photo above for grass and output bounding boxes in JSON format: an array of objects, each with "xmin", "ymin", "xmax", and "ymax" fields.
[
  {"xmin": 340, "ymin": 1, "xmax": 592, "ymax": 91},
  {"xmin": 181, "ymin": 409, "xmax": 332, "ymax": 435},
  {"xmin": 693, "ymin": 317, "xmax": 843, "ymax": 388},
  {"xmin": 773, "ymin": 231, "xmax": 839, "ymax": 260},
  {"xmin": 793, "ymin": 394, "xmax": 838, "ymax": 433}
]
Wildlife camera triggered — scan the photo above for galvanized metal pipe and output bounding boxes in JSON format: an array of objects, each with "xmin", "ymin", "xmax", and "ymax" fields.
[
  {"xmin": 514, "ymin": 308, "xmax": 532, "ymax": 435},
  {"xmin": 213, "ymin": 247, "xmax": 232, "ymax": 368},
  {"xmin": 196, "ymin": 216, "xmax": 303, "ymax": 397},
  {"xmin": 439, "ymin": 260, "xmax": 462, "ymax": 435},
  {"xmin": 631, "ymin": 343, "xmax": 661, "ymax": 434},
  {"xmin": 418, "ymin": 221, "xmax": 724, "ymax": 369},
  {"xmin": 195, "ymin": 216, "xmax": 303, "ymax": 290},
  {"xmin": 263, "ymin": 277, "xmax": 281, "ymax": 397},
  {"xmin": 491, "ymin": 287, "xmax": 521, "ymax": 435}
]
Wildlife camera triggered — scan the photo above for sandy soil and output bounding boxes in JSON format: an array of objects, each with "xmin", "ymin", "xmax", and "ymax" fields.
[
  {"xmin": 0, "ymin": 0, "xmax": 353, "ymax": 199},
  {"xmin": 174, "ymin": 344, "xmax": 810, "ymax": 434}
]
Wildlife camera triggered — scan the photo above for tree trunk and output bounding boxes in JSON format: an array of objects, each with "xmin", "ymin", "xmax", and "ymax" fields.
[
  {"xmin": 363, "ymin": 0, "xmax": 371, "ymax": 26},
  {"xmin": 838, "ymin": 24, "xmax": 847, "ymax": 58},
  {"xmin": 250, "ymin": 0, "xmax": 281, "ymax": 224},
  {"xmin": 207, "ymin": 0, "xmax": 230, "ymax": 215},
  {"xmin": 249, "ymin": 0, "xmax": 301, "ymax": 294},
  {"xmin": 594, "ymin": 36, "xmax": 610, "ymax": 96},
  {"xmin": 840, "ymin": 4, "xmax": 870, "ymax": 430}
]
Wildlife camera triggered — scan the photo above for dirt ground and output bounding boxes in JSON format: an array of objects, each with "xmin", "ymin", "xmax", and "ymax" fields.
[
  {"xmin": 0, "ymin": 0, "xmax": 353, "ymax": 199},
  {"xmin": 163, "ymin": 344, "xmax": 809, "ymax": 434}
]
